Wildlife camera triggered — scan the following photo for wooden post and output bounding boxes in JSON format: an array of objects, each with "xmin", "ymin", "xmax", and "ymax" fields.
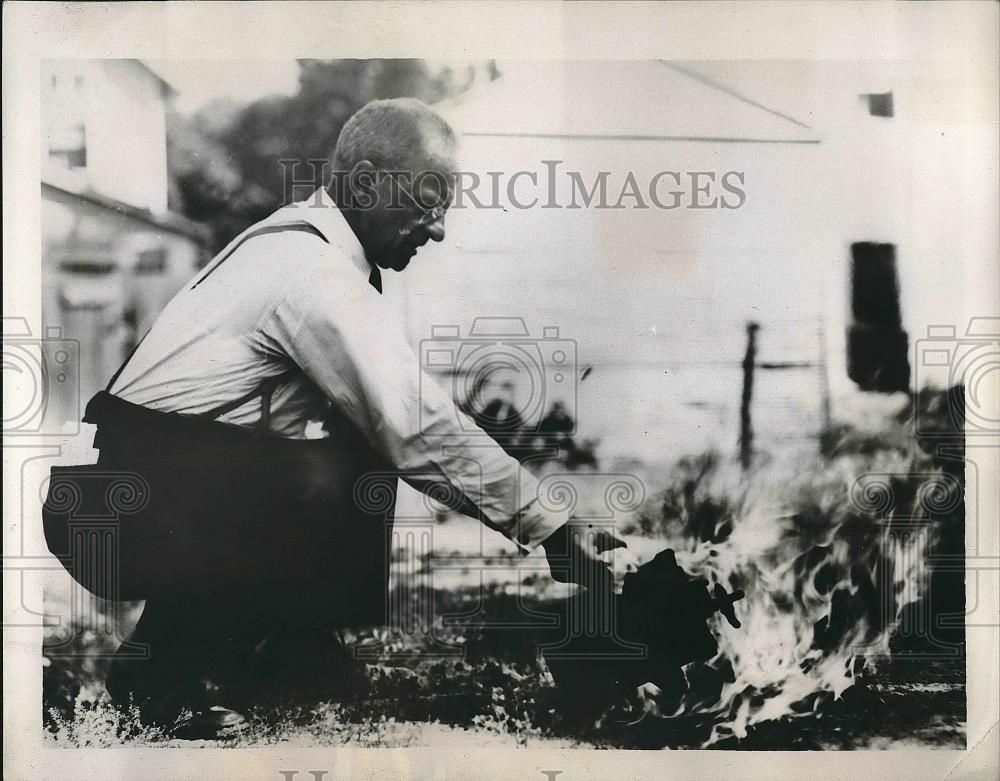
[
  {"xmin": 739, "ymin": 322, "xmax": 760, "ymax": 471},
  {"xmin": 818, "ymin": 317, "xmax": 832, "ymax": 435}
]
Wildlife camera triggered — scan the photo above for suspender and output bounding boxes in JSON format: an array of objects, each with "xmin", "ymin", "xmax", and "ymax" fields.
[
  {"xmin": 200, "ymin": 367, "xmax": 299, "ymax": 432},
  {"xmin": 190, "ymin": 220, "xmax": 326, "ymax": 291},
  {"xmin": 105, "ymin": 222, "xmax": 329, "ymax": 434}
]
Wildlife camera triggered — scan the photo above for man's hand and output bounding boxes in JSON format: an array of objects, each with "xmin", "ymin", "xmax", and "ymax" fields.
[{"xmin": 541, "ymin": 519, "xmax": 627, "ymax": 592}]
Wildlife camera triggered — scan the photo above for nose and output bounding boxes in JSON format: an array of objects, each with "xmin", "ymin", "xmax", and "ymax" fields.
[{"xmin": 425, "ymin": 212, "xmax": 446, "ymax": 243}]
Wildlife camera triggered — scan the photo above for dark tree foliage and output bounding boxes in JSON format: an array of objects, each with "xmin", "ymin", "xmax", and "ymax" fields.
[{"xmin": 169, "ymin": 59, "xmax": 483, "ymax": 252}]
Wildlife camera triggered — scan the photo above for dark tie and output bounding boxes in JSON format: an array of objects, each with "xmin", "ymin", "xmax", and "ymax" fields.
[{"xmin": 368, "ymin": 266, "xmax": 383, "ymax": 294}]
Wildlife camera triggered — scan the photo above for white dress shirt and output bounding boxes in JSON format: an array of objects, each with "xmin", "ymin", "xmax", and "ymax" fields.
[{"xmin": 110, "ymin": 189, "xmax": 566, "ymax": 552}]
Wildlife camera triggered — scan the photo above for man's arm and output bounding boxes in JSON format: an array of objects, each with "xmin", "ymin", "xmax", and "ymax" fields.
[{"xmin": 269, "ymin": 268, "xmax": 566, "ymax": 552}]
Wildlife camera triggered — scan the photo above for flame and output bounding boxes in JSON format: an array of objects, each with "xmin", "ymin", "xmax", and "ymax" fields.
[{"xmin": 651, "ymin": 449, "xmax": 945, "ymax": 746}]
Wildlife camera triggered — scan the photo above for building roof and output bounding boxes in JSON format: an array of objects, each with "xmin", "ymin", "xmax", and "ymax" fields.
[
  {"xmin": 134, "ymin": 60, "xmax": 178, "ymax": 99},
  {"xmin": 436, "ymin": 60, "xmax": 820, "ymax": 144},
  {"xmin": 42, "ymin": 178, "xmax": 210, "ymax": 244}
]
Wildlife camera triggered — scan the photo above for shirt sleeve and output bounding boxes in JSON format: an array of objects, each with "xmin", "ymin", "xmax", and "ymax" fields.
[{"xmin": 268, "ymin": 260, "xmax": 567, "ymax": 552}]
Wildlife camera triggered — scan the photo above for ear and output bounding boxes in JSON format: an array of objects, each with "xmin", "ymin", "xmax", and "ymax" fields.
[
  {"xmin": 346, "ymin": 159, "xmax": 378, "ymax": 209},
  {"xmin": 348, "ymin": 159, "xmax": 376, "ymax": 188}
]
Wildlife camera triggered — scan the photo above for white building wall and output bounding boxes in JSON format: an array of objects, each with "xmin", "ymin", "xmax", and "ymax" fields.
[
  {"xmin": 40, "ymin": 60, "xmax": 206, "ymax": 420},
  {"xmin": 87, "ymin": 61, "xmax": 170, "ymax": 213},
  {"xmin": 404, "ymin": 137, "xmax": 831, "ymax": 466},
  {"xmin": 401, "ymin": 60, "xmax": 996, "ymax": 467},
  {"xmin": 41, "ymin": 60, "xmax": 170, "ymax": 214},
  {"xmin": 687, "ymin": 60, "xmax": 999, "ymax": 400}
]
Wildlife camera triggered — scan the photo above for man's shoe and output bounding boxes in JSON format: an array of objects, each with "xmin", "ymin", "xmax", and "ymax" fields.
[
  {"xmin": 252, "ymin": 628, "xmax": 371, "ymax": 707},
  {"xmin": 171, "ymin": 706, "xmax": 249, "ymax": 741}
]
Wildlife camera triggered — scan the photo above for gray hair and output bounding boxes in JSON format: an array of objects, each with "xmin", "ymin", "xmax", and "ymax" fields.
[{"xmin": 332, "ymin": 98, "xmax": 456, "ymax": 174}]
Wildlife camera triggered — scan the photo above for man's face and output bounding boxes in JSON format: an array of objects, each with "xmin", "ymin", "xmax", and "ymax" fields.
[{"xmin": 352, "ymin": 147, "xmax": 456, "ymax": 272}]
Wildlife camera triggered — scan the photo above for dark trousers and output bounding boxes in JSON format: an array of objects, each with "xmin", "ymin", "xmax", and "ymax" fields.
[
  {"xmin": 106, "ymin": 582, "xmax": 368, "ymax": 717},
  {"xmin": 106, "ymin": 591, "xmax": 267, "ymax": 715},
  {"xmin": 45, "ymin": 393, "xmax": 397, "ymax": 715}
]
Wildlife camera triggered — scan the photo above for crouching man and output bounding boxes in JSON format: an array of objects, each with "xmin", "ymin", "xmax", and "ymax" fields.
[{"xmin": 44, "ymin": 98, "xmax": 623, "ymax": 739}]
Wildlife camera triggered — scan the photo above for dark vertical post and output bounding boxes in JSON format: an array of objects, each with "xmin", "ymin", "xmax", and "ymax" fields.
[
  {"xmin": 818, "ymin": 317, "xmax": 832, "ymax": 432},
  {"xmin": 846, "ymin": 242, "xmax": 909, "ymax": 392},
  {"xmin": 739, "ymin": 322, "xmax": 760, "ymax": 472}
]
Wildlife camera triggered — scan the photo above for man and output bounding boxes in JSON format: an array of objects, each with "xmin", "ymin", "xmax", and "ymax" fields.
[{"xmin": 85, "ymin": 98, "xmax": 622, "ymax": 738}]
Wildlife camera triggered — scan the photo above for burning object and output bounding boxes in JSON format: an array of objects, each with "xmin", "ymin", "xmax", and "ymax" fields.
[
  {"xmin": 541, "ymin": 548, "xmax": 745, "ymax": 718},
  {"xmin": 538, "ymin": 416, "xmax": 962, "ymax": 746}
]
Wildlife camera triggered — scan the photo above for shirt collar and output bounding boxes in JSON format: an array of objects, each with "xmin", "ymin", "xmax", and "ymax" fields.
[{"xmin": 279, "ymin": 188, "xmax": 381, "ymax": 291}]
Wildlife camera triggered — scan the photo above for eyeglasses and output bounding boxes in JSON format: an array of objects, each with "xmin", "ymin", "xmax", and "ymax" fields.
[{"xmin": 384, "ymin": 171, "xmax": 450, "ymax": 227}]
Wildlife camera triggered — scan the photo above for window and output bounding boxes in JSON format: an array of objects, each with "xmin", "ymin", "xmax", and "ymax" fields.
[
  {"xmin": 135, "ymin": 248, "xmax": 167, "ymax": 275},
  {"xmin": 861, "ymin": 91, "xmax": 894, "ymax": 118},
  {"xmin": 48, "ymin": 123, "xmax": 87, "ymax": 169},
  {"xmin": 46, "ymin": 69, "xmax": 88, "ymax": 169}
]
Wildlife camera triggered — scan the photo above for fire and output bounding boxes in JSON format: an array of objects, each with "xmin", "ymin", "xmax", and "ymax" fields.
[{"xmin": 650, "ymin": 447, "xmax": 948, "ymax": 746}]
